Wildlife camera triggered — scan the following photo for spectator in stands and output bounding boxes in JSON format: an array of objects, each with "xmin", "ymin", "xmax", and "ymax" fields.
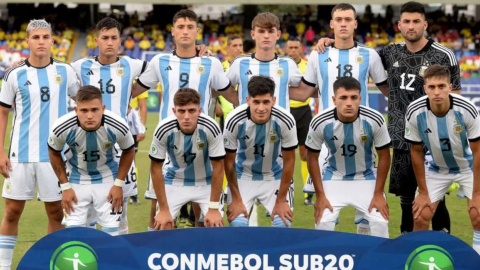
[
  {"xmin": 139, "ymin": 36, "xmax": 151, "ymax": 50},
  {"xmin": 124, "ymin": 35, "xmax": 135, "ymax": 51},
  {"xmin": 295, "ymin": 19, "xmax": 306, "ymax": 38},
  {"xmin": 305, "ymin": 26, "xmax": 315, "ymax": 46},
  {"xmin": 155, "ymin": 35, "xmax": 165, "ymax": 51}
]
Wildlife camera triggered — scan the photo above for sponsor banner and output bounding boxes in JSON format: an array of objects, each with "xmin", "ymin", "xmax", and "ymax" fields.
[{"xmin": 19, "ymin": 227, "xmax": 480, "ymax": 270}]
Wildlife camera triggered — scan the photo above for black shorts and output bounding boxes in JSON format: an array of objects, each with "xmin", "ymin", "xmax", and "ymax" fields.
[
  {"xmin": 290, "ymin": 105, "xmax": 312, "ymax": 146},
  {"xmin": 388, "ymin": 149, "xmax": 417, "ymax": 197},
  {"xmin": 132, "ymin": 134, "xmax": 138, "ymax": 153}
]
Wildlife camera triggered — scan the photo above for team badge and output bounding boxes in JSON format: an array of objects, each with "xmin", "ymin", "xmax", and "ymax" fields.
[
  {"xmin": 223, "ymin": 137, "xmax": 230, "ymax": 147},
  {"xmin": 276, "ymin": 67, "xmax": 284, "ymax": 77},
  {"xmin": 419, "ymin": 61, "xmax": 429, "ymax": 77},
  {"xmin": 197, "ymin": 136, "xmax": 205, "ymax": 150},
  {"xmin": 355, "ymin": 55, "xmax": 364, "ymax": 64},
  {"xmin": 197, "ymin": 65, "xmax": 205, "ymax": 74},
  {"xmin": 116, "ymin": 67, "xmax": 125, "ymax": 77},
  {"xmin": 454, "ymin": 124, "xmax": 463, "ymax": 134},
  {"xmin": 55, "ymin": 74, "xmax": 63, "ymax": 84},
  {"xmin": 151, "ymin": 145, "xmax": 158, "ymax": 155},
  {"xmin": 269, "ymin": 130, "xmax": 278, "ymax": 143},
  {"xmin": 405, "ymin": 126, "xmax": 411, "ymax": 136},
  {"xmin": 360, "ymin": 127, "xmax": 369, "ymax": 143},
  {"xmin": 103, "ymin": 141, "xmax": 113, "ymax": 150},
  {"xmin": 49, "ymin": 137, "xmax": 54, "ymax": 144},
  {"xmin": 307, "ymin": 134, "xmax": 312, "ymax": 143},
  {"xmin": 5, "ymin": 179, "xmax": 11, "ymax": 193}
]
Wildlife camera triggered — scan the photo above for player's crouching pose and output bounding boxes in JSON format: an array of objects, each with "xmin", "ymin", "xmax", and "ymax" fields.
[
  {"xmin": 306, "ymin": 77, "xmax": 390, "ymax": 238},
  {"xmin": 224, "ymin": 75, "xmax": 297, "ymax": 227},
  {"xmin": 404, "ymin": 65, "xmax": 480, "ymax": 254},
  {"xmin": 150, "ymin": 88, "xmax": 225, "ymax": 230},
  {"xmin": 48, "ymin": 86, "xmax": 135, "ymax": 236}
]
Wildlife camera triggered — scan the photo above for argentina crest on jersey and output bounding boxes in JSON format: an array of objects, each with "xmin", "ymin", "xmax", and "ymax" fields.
[
  {"xmin": 453, "ymin": 117, "xmax": 463, "ymax": 134},
  {"xmin": 355, "ymin": 54, "xmax": 364, "ymax": 64},
  {"xmin": 196, "ymin": 134, "xmax": 205, "ymax": 150},
  {"xmin": 269, "ymin": 129, "xmax": 278, "ymax": 143},
  {"xmin": 197, "ymin": 64, "xmax": 205, "ymax": 74},
  {"xmin": 276, "ymin": 66, "xmax": 284, "ymax": 77},
  {"xmin": 359, "ymin": 127, "xmax": 369, "ymax": 143},
  {"xmin": 103, "ymin": 139, "xmax": 113, "ymax": 150},
  {"xmin": 418, "ymin": 61, "xmax": 430, "ymax": 77},
  {"xmin": 55, "ymin": 72, "xmax": 63, "ymax": 84}
]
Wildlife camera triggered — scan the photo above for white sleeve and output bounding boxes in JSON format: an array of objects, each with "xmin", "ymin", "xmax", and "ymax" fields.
[
  {"xmin": 223, "ymin": 116, "xmax": 239, "ymax": 152},
  {"xmin": 116, "ymin": 128, "xmax": 135, "ymax": 151},
  {"xmin": 305, "ymin": 119, "xmax": 324, "ymax": 152},
  {"xmin": 208, "ymin": 127, "xmax": 226, "ymax": 159},
  {"xmin": 0, "ymin": 73, "xmax": 16, "ymax": 108},
  {"xmin": 137, "ymin": 56, "xmax": 160, "ymax": 89},
  {"xmin": 288, "ymin": 59, "xmax": 302, "ymax": 87},
  {"xmin": 133, "ymin": 111, "xmax": 146, "ymax": 134},
  {"xmin": 210, "ymin": 58, "xmax": 231, "ymax": 91},
  {"xmin": 225, "ymin": 59, "xmax": 240, "ymax": 87},
  {"xmin": 404, "ymin": 113, "xmax": 422, "ymax": 144},
  {"xmin": 48, "ymin": 122, "xmax": 67, "ymax": 152},
  {"xmin": 369, "ymin": 50, "xmax": 388, "ymax": 85},
  {"xmin": 149, "ymin": 125, "xmax": 168, "ymax": 162},
  {"xmin": 67, "ymin": 66, "xmax": 81, "ymax": 97},
  {"xmin": 302, "ymin": 51, "xmax": 318, "ymax": 87},
  {"xmin": 281, "ymin": 118, "xmax": 298, "ymax": 150},
  {"xmin": 70, "ymin": 60, "xmax": 83, "ymax": 83},
  {"xmin": 464, "ymin": 110, "xmax": 480, "ymax": 142},
  {"xmin": 373, "ymin": 119, "xmax": 391, "ymax": 149}
]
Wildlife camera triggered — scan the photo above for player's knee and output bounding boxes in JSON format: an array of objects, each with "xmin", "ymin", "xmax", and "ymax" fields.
[
  {"xmin": 44, "ymin": 203, "xmax": 63, "ymax": 221},
  {"xmin": 230, "ymin": 216, "xmax": 248, "ymax": 227},
  {"xmin": 469, "ymin": 210, "xmax": 480, "ymax": 231},
  {"xmin": 415, "ymin": 210, "xmax": 433, "ymax": 229},
  {"xmin": 272, "ymin": 216, "xmax": 291, "ymax": 228},
  {"xmin": 3, "ymin": 205, "xmax": 23, "ymax": 223}
]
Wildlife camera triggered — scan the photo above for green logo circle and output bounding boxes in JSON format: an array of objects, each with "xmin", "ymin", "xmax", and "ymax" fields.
[
  {"xmin": 405, "ymin": 245, "xmax": 454, "ymax": 270},
  {"xmin": 50, "ymin": 241, "xmax": 98, "ymax": 270},
  {"xmin": 147, "ymin": 95, "xmax": 159, "ymax": 109}
]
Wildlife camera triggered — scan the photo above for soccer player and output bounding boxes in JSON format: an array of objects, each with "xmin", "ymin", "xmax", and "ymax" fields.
[
  {"xmin": 285, "ymin": 37, "xmax": 314, "ymax": 205},
  {"xmin": 404, "ymin": 65, "xmax": 480, "ymax": 254},
  {"xmin": 306, "ymin": 77, "xmax": 390, "ymax": 238},
  {"xmin": 224, "ymin": 75, "xmax": 297, "ymax": 227},
  {"xmin": 131, "ymin": 9, "xmax": 238, "ymax": 231},
  {"xmin": 0, "ymin": 19, "xmax": 79, "ymax": 269},
  {"xmin": 71, "ymin": 17, "xmax": 147, "ymax": 234},
  {"xmin": 48, "ymin": 86, "xmax": 135, "ymax": 236},
  {"xmin": 149, "ymin": 88, "xmax": 225, "ymax": 230},
  {"xmin": 225, "ymin": 12, "xmax": 303, "ymax": 110}
]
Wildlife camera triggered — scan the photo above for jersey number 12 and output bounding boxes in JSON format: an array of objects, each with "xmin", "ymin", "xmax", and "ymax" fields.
[{"xmin": 400, "ymin": 73, "xmax": 416, "ymax": 91}]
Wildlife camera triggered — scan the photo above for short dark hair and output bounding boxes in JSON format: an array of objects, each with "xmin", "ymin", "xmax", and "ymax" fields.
[
  {"xmin": 423, "ymin": 65, "xmax": 451, "ymax": 83},
  {"xmin": 400, "ymin": 1, "xmax": 426, "ymax": 18},
  {"xmin": 331, "ymin": 3, "xmax": 356, "ymax": 18},
  {"xmin": 76, "ymin": 85, "xmax": 103, "ymax": 103},
  {"xmin": 251, "ymin": 12, "xmax": 280, "ymax": 30},
  {"xmin": 333, "ymin": 77, "xmax": 361, "ymax": 95},
  {"xmin": 173, "ymin": 9, "xmax": 198, "ymax": 25},
  {"xmin": 247, "ymin": 75, "xmax": 275, "ymax": 97},
  {"xmin": 96, "ymin": 17, "xmax": 121, "ymax": 34},
  {"xmin": 243, "ymin": 39, "xmax": 256, "ymax": 53},
  {"xmin": 227, "ymin": 35, "xmax": 241, "ymax": 46},
  {"xmin": 173, "ymin": 88, "xmax": 201, "ymax": 107},
  {"xmin": 287, "ymin": 37, "xmax": 301, "ymax": 43}
]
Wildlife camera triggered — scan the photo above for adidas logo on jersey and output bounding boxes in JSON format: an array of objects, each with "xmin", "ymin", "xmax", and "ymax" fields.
[
  {"xmin": 393, "ymin": 62, "xmax": 399, "ymax": 67},
  {"xmin": 87, "ymin": 70, "xmax": 94, "ymax": 75},
  {"xmin": 74, "ymin": 142, "xmax": 80, "ymax": 147},
  {"xmin": 424, "ymin": 128, "xmax": 432, "ymax": 133},
  {"xmin": 165, "ymin": 66, "xmax": 172, "ymax": 71},
  {"xmin": 241, "ymin": 135, "xmax": 250, "ymax": 140},
  {"xmin": 24, "ymin": 80, "xmax": 32, "ymax": 86},
  {"xmin": 171, "ymin": 145, "xmax": 178, "ymax": 150},
  {"xmin": 324, "ymin": 58, "xmax": 332, "ymax": 62},
  {"xmin": 245, "ymin": 70, "xmax": 253, "ymax": 75},
  {"xmin": 330, "ymin": 136, "xmax": 338, "ymax": 140}
]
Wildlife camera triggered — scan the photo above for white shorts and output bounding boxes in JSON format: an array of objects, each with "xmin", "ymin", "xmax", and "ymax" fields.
[
  {"xmin": 318, "ymin": 180, "xmax": 387, "ymax": 225},
  {"xmin": 66, "ymin": 182, "xmax": 121, "ymax": 228},
  {"xmin": 2, "ymin": 162, "xmax": 61, "ymax": 202},
  {"xmin": 115, "ymin": 145, "xmax": 137, "ymax": 197},
  {"xmin": 420, "ymin": 170, "xmax": 473, "ymax": 203},
  {"xmin": 157, "ymin": 185, "xmax": 224, "ymax": 219},
  {"xmin": 232, "ymin": 179, "xmax": 294, "ymax": 214}
]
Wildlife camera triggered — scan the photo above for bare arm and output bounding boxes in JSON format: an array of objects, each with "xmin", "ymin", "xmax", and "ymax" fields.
[
  {"xmin": 377, "ymin": 83, "xmax": 389, "ymax": 97},
  {"xmin": 470, "ymin": 141, "xmax": 480, "ymax": 196},
  {"xmin": 0, "ymin": 106, "xmax": 11, "ymax": 178},
  {"xmin": 277, "ymin": 149, "xmax": 295, "ymax": 202},
  {"xmin": 411, "ymin": 144, "xmax": 427, "ymax": 194},
  {"xmin": 210, "ymin": 159, "xmax": 224, "ymax": 203},
  {"xmin": 48, "ymin": 149, "xmax": 69, "ymax": 184},
  {"xmin": 217, "ymin": 85, "xmax": 239, "ymax": 106},
  {"xmin": 374, "ymin": 147, "xmax": 391, "ymax": 195},
  {"xmin": 224, "ymin": 151, "xmax": 240, "ymax": 201},
  {"xmin": 138, "ymin": 98, "xmax": 147, "ymax": 125},
  {"xmin": 289, "ymin": 81, "xmax": 317, "ymax": 103},
  {"xmin": 151, "ymin": 160, "xmax": 168, "ymax": 210},
  {"xmin": 117, "ymin": 148, "xmax": 135, "ymax": 181},
  {"xmin": 215, "ymin": 99, "xmax": 223, "ymax": 117},
  {"xmin": 131, "ymin": 82, "xmax": 149, "ymax": 99},
  {"xmin": 307, "ymin": 150, "xmax": 325, "ymax": 196}
]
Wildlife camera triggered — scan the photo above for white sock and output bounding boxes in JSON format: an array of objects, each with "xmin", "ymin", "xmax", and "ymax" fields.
[
  {"xmin": 0, "ymin": 234, "xmax": 17, "ymax": 270},
  {"xmin": 473, "ymin": 230, "xmax": 480, "ymax": 255},
  {"xmin": 147, "ymin": 227, "xmax": 155, "ymax": 232},
  {"xmin": 370, "ymin": 221, "xmax": 389, "ymax": 238},
  {"xmin": 315, "ymin": 221, "xmax": 335, "ymax": 231}
]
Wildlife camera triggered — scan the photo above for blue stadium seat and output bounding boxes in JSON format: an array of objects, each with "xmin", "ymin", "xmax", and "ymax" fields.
[{"xmin": 125, "ymin": 49, "xmax": 133, "ymax": 58}]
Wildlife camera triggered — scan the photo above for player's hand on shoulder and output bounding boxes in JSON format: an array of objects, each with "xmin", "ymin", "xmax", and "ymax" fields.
[
  {"xmin": 413, "ymin": 192, "xmax": 432, "ymax": 219},
  {"xmin": 315, "ymin": 38, "xmax": 335, "ymax": 53},
  {"xmin": 154, "ymin": 210, "xmax": 174, "ymax": 230},
  {"xmin": 5, "ymin": 60, "xmax": 22, "ymax": 72},
  {"xmin": 369, "ymin": 193, "xmax": 389, "ymax": 221},
  {"xmin": 271, "ymin": 201, "xmax": 293, "ymax": 227},
  {"xmin": 196, "ymin": 44, "xmax": 214, "ymax": 57},
  {"xmin": 108, "ymin": 185, "xmax": 124, "ymax": 213},
  {"xmin": 137, "ymin": 133, "xmax": 145, "ymax": 142},
  {"xmin": 227, "ymin": 199, "xmax": 248, "ymax": 223},
  {"xmin": 62, "ymin": 188, "xmax": 78, "ymax": 215},
  {"xmin": 314, "ymin": 194, "xmax": 333, "ymax": 224},
  {"xmin": 204, "ymin": 209, "xmax": 224, "ymax": 227},
  {"xmin": 0, "ymin": 152, "xmax": 12, "ymax": 178}
]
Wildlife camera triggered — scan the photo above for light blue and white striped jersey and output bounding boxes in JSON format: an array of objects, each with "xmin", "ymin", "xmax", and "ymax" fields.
[
  {"xmin": 71, "ymin": 55, "xmax": 147, "ymax": 120},
  {"xmin": 225, "ymin": 53, "xmax": 302, "ymax": 110},
  {"xmin": 0, "ymin": 58, "xmax": 80, "ymax": 163},
  {"xmin": 405, "ymin": 94, "xmax": 480, "ymax": 174},
  {"xmin": 223, "ymin": 104, "xmax": 298, "ymax": 181},
  {"xmin": 149, "ymin": 113, "xmax": 226, "ymax": 186},
  {"xmin": 303, "ymin": 43, "xmax": 387, "ymax": 111},
  {"xmin": 306, "ymin": 106, "xmax": 391, "ymax": 181},
  {"xmin": 48, "ymin": 110, "xmax": 134, "ymax": 184},
  {"xmin": 137, "ymin": 51, "xmax": 230, "ymax": 121}
]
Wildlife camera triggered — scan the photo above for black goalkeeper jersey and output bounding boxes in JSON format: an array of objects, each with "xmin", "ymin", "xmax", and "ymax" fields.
[{"xmin": 379, "ymin": 39, "xmax": 461, "ymax": 151}]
